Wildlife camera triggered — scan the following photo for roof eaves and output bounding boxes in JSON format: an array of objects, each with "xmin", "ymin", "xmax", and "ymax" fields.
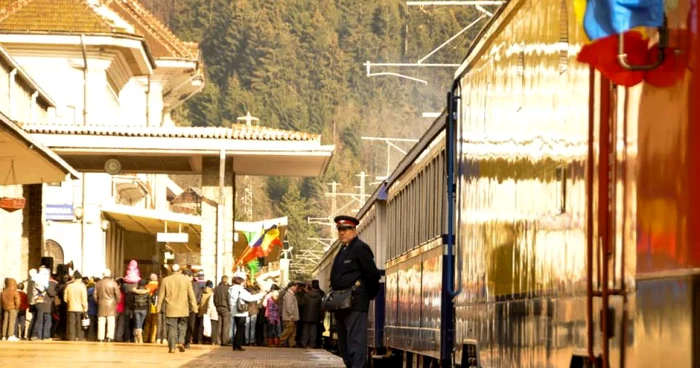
[
  {"xmin": 115, "ymin": 0, "xmax": 197, "ymax": 60},
  {"xmin": 20, "ymin": 124, "xmax": 322, "ymax": 142},
  {"xmin": 1, "ymin": 112, "xmax": 79, "ymax": 179},
  {"xmin": 0, "ymin": 43, "xmax": 55, "ymax": 107},
  {"xmin": 0, "ymin": 30, "xmax": 158, "ymax": 70}
]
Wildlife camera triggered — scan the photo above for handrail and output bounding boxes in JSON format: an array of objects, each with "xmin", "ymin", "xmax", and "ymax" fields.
[
  {"xmin": 445, "ymin": 79, "xmax": 462, "ymax": 299},
  {"xmin": 618, "ymin": 17, "xmax": 668, "ymax": 71}
]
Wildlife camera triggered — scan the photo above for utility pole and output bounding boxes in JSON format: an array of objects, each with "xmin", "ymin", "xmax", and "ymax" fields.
[
  {"xmin": 363, "ymin": 1, "xmax": 501, "ymax": 84},
  {"xmin": 243, "ymin": 176, "xmax": 253, "ymax": 221},
  {"xmin": 361, "ymin": 137, "xmax": 419, "ymax": 180},
  {"xmin": 307, "ymin": 173, "xmax": 373, "ymax": 251}
]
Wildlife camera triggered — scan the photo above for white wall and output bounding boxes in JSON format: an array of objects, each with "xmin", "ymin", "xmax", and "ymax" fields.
[
  {"xmin": 0, "ymin": 185, "xmax": 25, "ymax": 284},
  {"xmin": 0, "ymin": 60, "xmax": 52, "ymax": 124},
  {"xmin": 6, "ymin": 47, "xmax": 191, "ymax": 277},
  {"xmin": 119, "ymin": 77, "xmax": 165, "ymax": 127},
  {"xmin": 10, "ymin": 55, "xmax": 120, "ymax": 126}
]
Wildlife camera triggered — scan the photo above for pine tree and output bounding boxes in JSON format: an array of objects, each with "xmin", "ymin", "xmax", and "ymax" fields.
[
  {"xmin": 186, "ymin": 82, "xmax": 221, "ymax": 127},
  {"xmin": 277, "ymin": 182, "xmax": 316, "ymax": 279},
  {"xmin": 144, "ymin": 0, "xmax": 490, "ymax": 247}
]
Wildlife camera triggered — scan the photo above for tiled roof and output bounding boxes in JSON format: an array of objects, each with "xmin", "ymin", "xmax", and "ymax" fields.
[
  {"xmin": 21, "ymin": 124, "xmax": 320, "ymax": 142},
  {"xmin": 0, "ymin": 0, "xmax": 197, "ymax": 60},
  {"xmin": 0, "ymin": 0, "xmax": 128, "ymax": 34},
  {"xmin": 108, "ymin": 0, "xmax": 197, "ymax": 60}
]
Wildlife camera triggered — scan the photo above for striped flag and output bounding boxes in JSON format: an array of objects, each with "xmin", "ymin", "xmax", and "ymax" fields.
[{"xmin": 574, "ymin": 0, "xmax": 685, "ymax": 87}]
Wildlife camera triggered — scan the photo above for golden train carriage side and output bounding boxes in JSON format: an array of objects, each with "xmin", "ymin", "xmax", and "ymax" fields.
[
  {"xmin": 380, "ymin": 115, "xmax": 448, "ymax": 365},
  {"xmin": 449, "ymin": 0, "xmax": 700, "ymax": 367}
]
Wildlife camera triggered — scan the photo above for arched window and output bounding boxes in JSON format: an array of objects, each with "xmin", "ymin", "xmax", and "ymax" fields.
[{"xmin": 45, "ymin": 239, "xmax": 64, "ymax": 272}]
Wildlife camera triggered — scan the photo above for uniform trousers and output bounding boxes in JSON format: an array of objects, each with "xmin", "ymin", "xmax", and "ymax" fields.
[
  {"xmin": 165, "ymin": 317, "xmax": 188, "ymax": 351},
  {"xmin": 335, "ymin": 310, "xmax": 368, "ymax": 368},
  {"xmin": 97, "ymin": 316, "xmax": 116, "ymax": 341}
]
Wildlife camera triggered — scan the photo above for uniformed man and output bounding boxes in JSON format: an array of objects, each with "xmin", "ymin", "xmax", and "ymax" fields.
[{"xmin": 330, "ymin": 215, "xmax": 381, "ymax": 368}]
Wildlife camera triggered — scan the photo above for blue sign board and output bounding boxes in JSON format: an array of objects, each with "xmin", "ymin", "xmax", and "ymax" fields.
[{"xmin": 46, "ymin": 204, "xmax": 74, "ymax": 221}]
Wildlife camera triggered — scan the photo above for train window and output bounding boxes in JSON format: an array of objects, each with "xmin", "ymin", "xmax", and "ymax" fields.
[
  {"xmin": 388, "ymin": 201, "xmax": 394, "ymax": 259},
  {"xmin": 559, "ymin": 0, "xmax": 569, "ymax": 75},
  {"xmin": 517, "ymin": 50, "xmax": 525, "ymax": 112},
  {"xmin": 556, "ymin": 166, "xmax": 567, "ymax": 214},
  {"xmin": 460, "ymin": 340, "xmax": 481, "ymax": 368},
  {"xmin": 418, "ymin": 176, "xmax": 422, "ymax": 242}
]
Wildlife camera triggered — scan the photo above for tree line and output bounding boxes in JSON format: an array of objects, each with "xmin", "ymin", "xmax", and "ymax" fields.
[{"xmin": 144, "ymin": 0, "xmax": 482, "ymax": 278}]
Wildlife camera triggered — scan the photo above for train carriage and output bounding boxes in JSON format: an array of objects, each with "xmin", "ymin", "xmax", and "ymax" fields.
[
  {"xmin": 451, "ymin": 0, "xmax": 700, "ymax": 366},
  {"xmin": 314, "ymin": 0, "xmax": 700, "ymax": 366}
]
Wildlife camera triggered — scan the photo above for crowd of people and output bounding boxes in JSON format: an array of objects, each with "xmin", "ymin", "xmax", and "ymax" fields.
[{"xmin": 0, "ymin": 260, "xmax": 326, "ymax": 353}]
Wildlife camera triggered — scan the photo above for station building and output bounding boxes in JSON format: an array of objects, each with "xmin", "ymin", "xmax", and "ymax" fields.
[{"xmin": 0, "ymin": 0, "xmax": 333, "ymax": 283}]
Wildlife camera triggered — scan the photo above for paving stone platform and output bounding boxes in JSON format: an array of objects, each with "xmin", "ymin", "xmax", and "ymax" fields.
[{"xmin": 0, "ymin": 341, "xmax": 345, "ymax": 368}]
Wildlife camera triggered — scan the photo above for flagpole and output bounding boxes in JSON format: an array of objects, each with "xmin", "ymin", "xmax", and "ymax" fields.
[{"xmin": 236, "ymin": 246, "xmax": 252, "ymax": 267}]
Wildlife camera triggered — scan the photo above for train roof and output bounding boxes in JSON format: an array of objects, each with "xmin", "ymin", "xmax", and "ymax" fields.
[
  {"xmin": 312, "ymin": 111, "xmax": 448, "ymax": 275},
  {"xmin": 454, "ymin": 1, "xmax": 512, "ymax": 80},
  {"xmin": 354, "ymin": 111, "xmax": 447, "ymax": 222}
]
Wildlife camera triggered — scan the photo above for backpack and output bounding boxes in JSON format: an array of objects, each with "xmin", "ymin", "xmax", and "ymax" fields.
[{"xmin": 236, "ymin": 290, "xmax": 247, "ymax": 313}]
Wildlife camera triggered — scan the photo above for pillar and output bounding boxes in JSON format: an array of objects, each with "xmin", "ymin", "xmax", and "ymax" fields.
[
  {"xmin": 24, "ymin": 184, "xmax": 43, "ymax": 271},
  {"xmin": 0, "ymin": 184, "xmax": 31, "ymax": 284},
  {"xmin": 201, "ymin": 156, "xmax": 234, "ymax": 283}
]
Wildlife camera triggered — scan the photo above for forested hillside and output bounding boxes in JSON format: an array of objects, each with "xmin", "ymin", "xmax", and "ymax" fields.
[{"xmin": 143, "ymin": 0, "xmax": 484, "ymax": 277}]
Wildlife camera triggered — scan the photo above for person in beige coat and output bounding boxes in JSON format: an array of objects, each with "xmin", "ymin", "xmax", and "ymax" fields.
[
  {"xmin": 1, "ymin": 278, "xmax": 20, "ymax": 341},
  {"xmin": 279, "ymin": 282, "xmax": 299, "ymax": 347},
  {"xmin": 156, "ymin": 264, "xmax": 197, "ymax": 353},
  {"xmin": 94, "ymin": 269, "xmax": 120, "ymax": 342},
  {"xmin": 64, "ymin": 271, "xmax": 87, "ymax": 341}
]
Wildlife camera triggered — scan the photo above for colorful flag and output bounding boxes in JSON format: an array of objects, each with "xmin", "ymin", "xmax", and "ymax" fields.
[
  {"xmin": 574, "ymin": 0, "xmax": 685, "ymax": 88},
  {"xmin": 235, "ymin": 224, "xmax": 283, "ymax": 267},
  {"xmin": 236, "ymin": 245, "xmax": 264, "ymax": 267},
  {"xmin": 255, "ymin": 225, "xmax": 283, "ymax": 256},
  {"xmin": 576, "ymin": 31, "xmax": 648, "ymax": 86},
  {"xmin": 581, "ymin": 0, "xmax": 664, "ymax": 41}
]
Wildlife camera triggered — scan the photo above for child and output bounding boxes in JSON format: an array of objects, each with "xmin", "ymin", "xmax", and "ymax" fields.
[{"xmin": 264, "ymin": 290, "xmax": 281, "ymax": 347}]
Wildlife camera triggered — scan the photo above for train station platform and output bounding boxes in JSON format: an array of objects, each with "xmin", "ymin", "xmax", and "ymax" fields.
[{"xmin": 0, "ymin": 341, "xmax": 345, "ymax": 368}]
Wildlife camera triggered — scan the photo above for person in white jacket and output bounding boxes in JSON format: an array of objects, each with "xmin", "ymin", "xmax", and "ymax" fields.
[
  {"xmin": 228, "ymin": 275, "xmax": 263, "ymax": 351},
  {"xmin": 204, "ymin": 282, "xmax": 219, "ymax": 345}
]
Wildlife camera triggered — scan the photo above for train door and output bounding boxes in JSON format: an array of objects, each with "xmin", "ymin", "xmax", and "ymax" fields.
[{"xmin": 582, "ymin": 65, "xmax": 645, "ymax": 368}]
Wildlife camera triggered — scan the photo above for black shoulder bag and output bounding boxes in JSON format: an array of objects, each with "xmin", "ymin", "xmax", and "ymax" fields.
[{"xmin": 322, "ymin": 284, "xmax": 356, "ymax": 312}]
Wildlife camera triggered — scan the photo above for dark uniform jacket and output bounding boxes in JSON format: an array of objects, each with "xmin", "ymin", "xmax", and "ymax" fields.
[{"xmin": 330, "ymin": 236, "xmax": 381, "ymax": 312}]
